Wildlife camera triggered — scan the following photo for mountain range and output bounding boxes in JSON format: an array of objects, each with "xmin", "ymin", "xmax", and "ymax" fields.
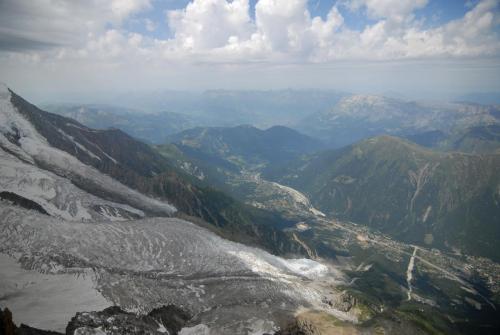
[
  {"xmin": 297, "ymin": 95, "xmax": 500, "ymax": 147},
  {"xmin": 167, "ymin": 125, "xmax": 324, "ymax": 170},
  {"xmin": 46, "ymin": 89, "xmax": 348, "ymax": 139},
  {"xmin": 48, "ymin": 93, "xmax": 500, "ymax": 153},
  {"xmin": 43, "ymin": 103, "xmax": 201, "ymax": 144},
  {"xmin": 153, "ymin": 116, "xmax": 500, "ymax": 262},
  {"xmin": 406, "ymin": 124, "xmax": 500, "ymax": 154},
  {"xmin": 155, "ymin": 123, "xmax": 500, "ymax": 334},
  {"xmin": 2, "ymin": 84, "xmax": 306, "ymax": 255},
  {"xmin": 2, "ymin": 84, "xmax": 500, "ymax": 334}
]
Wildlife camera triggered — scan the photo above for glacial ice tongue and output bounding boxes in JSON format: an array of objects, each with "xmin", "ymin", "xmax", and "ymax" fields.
[{"xmin": 0, "ymin": 204, "xmax": 351, "ymax": 333}]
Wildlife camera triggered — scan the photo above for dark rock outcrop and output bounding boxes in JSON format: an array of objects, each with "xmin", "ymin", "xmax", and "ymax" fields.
[
  {"xmin": 66, "ymin": 305, "xmax": 190, "ymax": 335},
  {"xmin": 322, "ymin": 291, "xmax": 357, "ymax": 313},
  {"xmin": 1, "ymin": 308, "xmax": 16, "ymax": 335},
  {"xmin": 0, "ymin": 192, "xmax": 49, "ymax": 216},
  {"xmin": 274, "ymin": 318, "xmax": 321, "ymax": 335}
]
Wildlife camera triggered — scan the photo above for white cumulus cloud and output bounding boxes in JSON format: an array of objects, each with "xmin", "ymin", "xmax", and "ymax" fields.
[
  {"xmin": 167, "ymin": 0, "xmax": 254, "ymax": 50},
  {"xmin": 348, "ymin": 0, "xmax": 428, "ymax": 23}
]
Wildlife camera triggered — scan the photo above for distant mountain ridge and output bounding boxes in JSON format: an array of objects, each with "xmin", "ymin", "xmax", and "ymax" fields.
[
  {"xmin": 112, "ymin": 89, "xmax": 348, "ymax": 128},
  {"xmin": 298, "ymin": 94, "xmax": 500, "ymax": 147},
  {"xmin": 167, "ymin": 124, "xmax": 324, "ymax": 171},
  {"xmin": 44, "ymin": 89, "xmax": 348, "ymax": 137},
  {"xmin": 43, "ymin": 103, "xmax": 201, "ymax": 144},
  {"xmin": 45, "ymin": 93, "xmax": 500, "ymax": 152},
  {"xmin": 407, "ymin": 124, "xmax": 500, "ymax": 154}
]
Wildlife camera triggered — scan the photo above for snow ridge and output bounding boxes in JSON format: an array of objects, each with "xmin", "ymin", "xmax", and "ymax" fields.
[{"xmin": 0, "ymin": 84, "xmax": 176, "ymax": 216}]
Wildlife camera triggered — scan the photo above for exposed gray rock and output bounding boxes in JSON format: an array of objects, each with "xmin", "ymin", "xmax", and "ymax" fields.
[{"xmin": 66, "ymin": 305, "xmax": 190, "ymax": 335}]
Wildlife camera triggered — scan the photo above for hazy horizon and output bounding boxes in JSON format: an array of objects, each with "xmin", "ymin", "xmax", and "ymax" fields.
[
  {"xmin": 1, "ymin": 0, "xmax": 500, "ymax": 104},
  {"xmin": 7, "ymin": 79, "xmax": 500, "ymax": 108}
]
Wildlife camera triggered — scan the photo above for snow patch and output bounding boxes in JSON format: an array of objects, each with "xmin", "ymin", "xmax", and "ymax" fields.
[
  {"xmin": 406, "ymin": 247, "xmax": 418, "ymax": 301},
  {"xmin": 157, "ymin": 322, "xmax": 168, "ymax": 333},
  {"xmin": 280, "ymin": 258, "xmax": 329, "ymax": 278},
  {"xmin": 229, "ymin": 250, "xmax": 328, "ymax": 280},
  {"xmin": 0, "ymin": 87, "xmax": 47, "ymax": 146},
  {"xmin": 355, "ymin": 262, "xmax": 372, "ymax": 272},
  {"xmin": 179, "ymin": 324, "xmax": 210, "ymax": 335},
  {"xmin": 422, "ymin": 205, "xmax": 432, "ymax": 223},
  {"xmin": 0, "ymin": 82, "xmax": 8, "ymax": 93},
  {"xmin": 0, "ymin": 253, "xmax": 110, "ymax": 332},
  {"xmin": 56, "ymin": 127, "xmax": 102, "ymax": 161},
  {"xmin": 74, "ymin": 327, "xmax": 107, "ymax": 335},
  {"xmin": 246, "ymin": 318, "xmax": 277, "ymax": 335}
]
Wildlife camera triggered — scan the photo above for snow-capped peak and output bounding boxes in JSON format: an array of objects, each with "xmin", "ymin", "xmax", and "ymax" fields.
[
  {"xmin": 0, "ymin": 82, "xmax": 49, "ymax": 146},
  {"xmin": 0, "ymin": 86, "xmax": 177, "ymax": 219},
  {"xmin": 0, "ymin": 82, "xmax": 9, "ymax": 94}
]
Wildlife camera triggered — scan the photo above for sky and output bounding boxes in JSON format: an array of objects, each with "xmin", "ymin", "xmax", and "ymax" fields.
[{"xmin": 0, "ymin": 0, "xmax": 499, "ymax": 102}]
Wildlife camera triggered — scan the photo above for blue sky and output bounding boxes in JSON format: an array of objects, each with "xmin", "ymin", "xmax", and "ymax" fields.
[
  {"xmin": 125, "ymin": 0, "xmax": 475, "ymax": 39},
  {"xmin": 0, "ymin": 0, "xmax": 499, "ymax": 100}
]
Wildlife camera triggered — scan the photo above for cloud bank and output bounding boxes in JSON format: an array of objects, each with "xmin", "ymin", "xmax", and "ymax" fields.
[
  {"xmin": 0, "ymin": 0, "xmax": 499, "ymax": 97},
  {"xmin": 1, "ymin": 0, "xmax": 499, "ymax": 62}
]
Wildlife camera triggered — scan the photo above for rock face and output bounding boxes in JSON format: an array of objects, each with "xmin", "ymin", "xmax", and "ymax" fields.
[
  {"xmin": 274, "ymin": 318, "xmax": 321, "ymax": 335},
  {"xmin": 0, "ymin": 192, "xmax": 49, "ymax": 215},
  {"xmin": 66, "ymin": 305, "xmax": 190, "ymax": 335},
  {"xmin": 322, "ymin": 291, "xmax": 357, "ymax": 313},
  {"xmin": 1, "ymin": 308, "xmax": 16, "ymax": 335}
]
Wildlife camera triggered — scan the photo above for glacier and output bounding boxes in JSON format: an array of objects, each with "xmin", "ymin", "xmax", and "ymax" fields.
[
  {"xmin": 0, "ymin": 203, "xmax": 351, "ymax": 334},
  {"xmin": 0, "ymin": 147, "xmax": 144, "ymax": 221}
]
